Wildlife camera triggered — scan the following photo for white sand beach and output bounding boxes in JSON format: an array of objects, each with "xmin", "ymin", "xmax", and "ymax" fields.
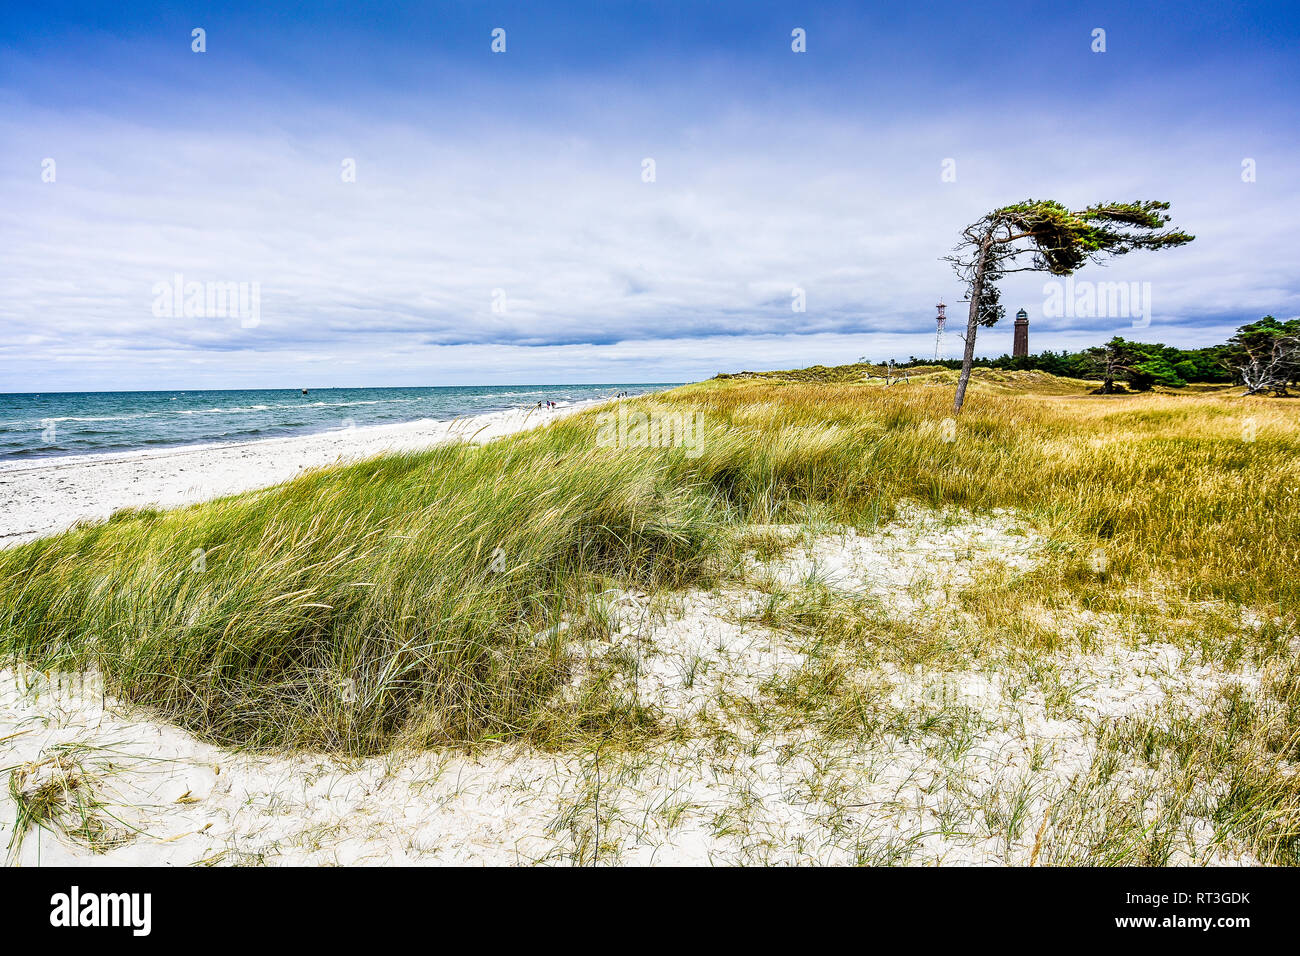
[{"xmin": 0, "ymin": 400, "xmax": 608, "ymax": 549}]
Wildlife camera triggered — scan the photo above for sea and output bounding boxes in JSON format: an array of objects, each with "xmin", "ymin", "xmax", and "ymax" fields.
[{"xmin": 0, "ymin": 384, "xmax": 678, "ymax": 461}]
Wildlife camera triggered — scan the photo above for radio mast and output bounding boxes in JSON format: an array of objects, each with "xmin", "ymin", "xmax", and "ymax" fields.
[{"xmin": 934, "ymin": 301, "xmax": 947, "ymax": 360}]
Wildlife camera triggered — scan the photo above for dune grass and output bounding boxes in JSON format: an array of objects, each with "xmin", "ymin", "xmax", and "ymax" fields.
[{"xmin": 1, "ymin": 379, "xmax": 1297, "ymax": 771}]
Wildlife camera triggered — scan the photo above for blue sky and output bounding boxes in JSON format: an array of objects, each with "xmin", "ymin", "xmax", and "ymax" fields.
[{"xmin": 2, "ymin": 1, "xmax": 1298, "ymax": 389}]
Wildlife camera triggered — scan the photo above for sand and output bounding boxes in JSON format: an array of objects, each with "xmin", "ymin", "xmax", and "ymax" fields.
[
  {"xmin": 0, "ymin": 400, "xmax": 607, "ymax": 548},
  {"xmin": 0, "ymin": 505, "xmax": 1266, "ymax": 866}
]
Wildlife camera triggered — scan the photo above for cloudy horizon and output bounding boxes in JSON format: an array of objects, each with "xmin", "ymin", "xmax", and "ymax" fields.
[{"xmin": 3, "ymin": 1, "xmax": 1298, "ymax": 391}]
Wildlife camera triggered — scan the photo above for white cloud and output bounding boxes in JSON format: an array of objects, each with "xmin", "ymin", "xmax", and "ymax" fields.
[{"xmin": 1, "ymin": 94, "xmax": 1297, "ymax": 390}]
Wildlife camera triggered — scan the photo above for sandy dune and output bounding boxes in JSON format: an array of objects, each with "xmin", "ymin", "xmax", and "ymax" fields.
[{"xmin": 0, "ymin": 506, "xmax": 1263, "ymax": 865}]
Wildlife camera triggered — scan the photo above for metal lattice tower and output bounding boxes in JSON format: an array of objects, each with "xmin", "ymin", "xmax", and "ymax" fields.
[{"xmin": 934, "ymin": 301, "xmax": 947, "ymax": 360}]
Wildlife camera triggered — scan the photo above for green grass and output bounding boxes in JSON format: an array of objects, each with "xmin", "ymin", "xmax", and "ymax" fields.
[
  {"xmin": 2, "ymin": 379, "xmax": 1298, "ymax": 776},
  {"xmin": 0, "ymin": 397, "xmax": 901, "ymax": 753}
]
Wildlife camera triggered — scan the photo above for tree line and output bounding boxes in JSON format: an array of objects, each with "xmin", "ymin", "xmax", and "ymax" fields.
[{"xmin": 898, "ymin": 316, "xmax": 1300, "ymax": 395}]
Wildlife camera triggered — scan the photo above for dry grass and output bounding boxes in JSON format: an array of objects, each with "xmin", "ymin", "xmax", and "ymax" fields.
[{"xmin": 5, "ymin": 744, "xmax": 132, "ymax": 861}]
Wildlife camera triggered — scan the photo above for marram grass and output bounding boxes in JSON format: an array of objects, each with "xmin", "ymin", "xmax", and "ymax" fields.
[{"xmin": 1, "ymin": 380, "xmax": 1298, "ymax": 762}]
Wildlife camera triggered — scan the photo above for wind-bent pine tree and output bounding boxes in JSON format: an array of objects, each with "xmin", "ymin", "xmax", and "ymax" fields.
[{"xmin": 944, "ymin": 200, "xmax": 1194, "ymax": 414}]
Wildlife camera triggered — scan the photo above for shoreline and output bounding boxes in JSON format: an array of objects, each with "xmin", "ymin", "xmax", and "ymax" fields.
[{"xmin": 0, "ymin": 398, "xmax": 612, "ymax": 548}]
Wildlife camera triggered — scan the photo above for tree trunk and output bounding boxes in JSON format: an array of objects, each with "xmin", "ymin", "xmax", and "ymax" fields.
[{"xmin": 953, "ymin": 236, "xmax": 991, "ymax": 415}]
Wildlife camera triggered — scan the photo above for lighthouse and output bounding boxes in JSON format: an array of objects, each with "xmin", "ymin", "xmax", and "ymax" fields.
[{"xmin": 1013, "ymin": 308, "xmax": 1029, "ymax": 358}]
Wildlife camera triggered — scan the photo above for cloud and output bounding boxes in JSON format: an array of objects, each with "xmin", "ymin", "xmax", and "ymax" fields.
[{"xmin": 1, "ymin": 78, "xmax": 1297, "ymax": 390}]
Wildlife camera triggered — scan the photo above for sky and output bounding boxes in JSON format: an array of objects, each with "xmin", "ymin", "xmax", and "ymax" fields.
[{"xmin": 1, "ymin": 1, "xmax": 1298, "ymax": 390}]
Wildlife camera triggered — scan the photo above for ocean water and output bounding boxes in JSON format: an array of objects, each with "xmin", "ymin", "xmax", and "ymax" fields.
[{"xmin": 0, "ymin": 384, "xmax": 677, "ymax": 461}]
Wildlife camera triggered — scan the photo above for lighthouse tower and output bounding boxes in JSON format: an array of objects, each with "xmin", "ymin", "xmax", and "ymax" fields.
[{"xmin": 1013, "ymin": 308, "xmax": 1029, "ymax": 358}]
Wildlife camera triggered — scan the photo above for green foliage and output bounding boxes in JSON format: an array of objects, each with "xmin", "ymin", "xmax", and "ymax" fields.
[
  {"xmin": 993, "ymin": 199, "xmax": 1196, "ymax": 275},
  {"xmin": 1130, "ymin": 357, "xmax": 1186, "ymax": 389},
  {"xmin": 976, "ymin": 281, "xmax": 1005, "ymax": 328},
  {"xmin": 901, "ymin": 319, "xmax": 1294, "ymax": 388},
  {"xmin": 1220, "ymin": 315, "xmax": 1300, "ymax": 394}
]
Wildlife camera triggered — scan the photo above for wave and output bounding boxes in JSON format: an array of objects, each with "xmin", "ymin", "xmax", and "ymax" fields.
[
  {"xmin": 300, "ymin": 399, "xmax": 421, "ymax": 408},
  {"xmin": 175, "ymin": 405, "xmax": 272, "ymax": 415},
  {"xmin": 0, "ymin": 412, "xmax": 158, "ymax": 426},
  {"xmin": 0, "ymin": 386, "xmax": 664, "ymax": 461}
]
